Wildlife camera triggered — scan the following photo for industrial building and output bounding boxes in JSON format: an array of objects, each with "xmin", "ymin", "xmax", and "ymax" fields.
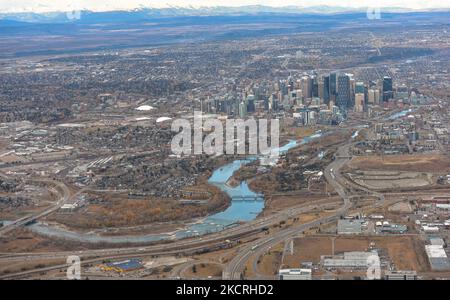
[
  {"xmin": 429, "ymin": 237, "xmax": 446, "ymax": 247},
  {"xmin": 378, "ymin": 223, "xmax": 407, "ymax": 234},
  {"xmin": 278, "ymin": 269, "xmax": 312, "ymax": 280},
  {"xmin": 384, "ymin": 271, "xmax": 417, "ymax": 280},
  {"xmin": 101, "ymin": 259, "xmax": 144, "ymax": 273},
  {"xmin": 322, "ymin": 251, "xmax": 379, "ymax": 269},
  {"xmin": 425, "ymin": 245, "xmax": 450, "ymax": 271},
  {"xmin": 337, "ymin": 219, "xmax": 364, "ymax": 235}
]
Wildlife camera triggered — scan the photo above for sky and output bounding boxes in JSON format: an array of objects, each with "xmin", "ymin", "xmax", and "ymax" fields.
[{"xmin": 0, "ymin": 0, "xmax": 449, "ymax": 13}]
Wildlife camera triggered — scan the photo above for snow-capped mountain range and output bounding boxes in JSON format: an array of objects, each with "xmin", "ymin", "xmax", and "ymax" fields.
[{"xmin": 1, "ymin": 5, "xmax": 449, "ymax": 23}]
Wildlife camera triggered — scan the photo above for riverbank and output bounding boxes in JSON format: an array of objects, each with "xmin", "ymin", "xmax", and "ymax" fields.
[{"xmin": 21, "ymin": 131, "xmax": 324, "ymax": 244}]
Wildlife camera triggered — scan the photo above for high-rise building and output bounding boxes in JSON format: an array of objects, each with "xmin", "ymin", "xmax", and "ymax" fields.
[
  {"xmin": 368, "ymin": 89, "xmax": 376, "ymax": 104},
  {"xmin": 239, "ymin": 101, "xmax": 247, "ymax": 118},
  {"xmin": 312, "ymin": 76, "xmax": 319, "ymax": 98},
  {"xmin": 350, "ymin": 78, "xmax": 356, "ymax": 108},
  {"xmin": 270, "ymin": 93, "xmax": 279, "ymax": 112},
  {"xmin": 355, "ymin": 82, "xmax": 365, "ymax": 94},
  {"xmin": 301, "ymin": 76, "xmax": 313, "ymax": 99},
  {"xmin": 323, "ymin": 75, "xmax": 330, "ymax": 104},
  {"xmin": 329, "ymin": 72, "xmax": 337, "ymax": 102},
  {"xmin": 396, "ymin": 85, "xmax": 409, "ymax": 99},
  {"xmin": 355, "ymin": 93, "xmax": 365, "ymax": 113},
  {"xmin": 246, "ymin": 95, "xmax": 255, "ymax": 113},
  {"xmin": 337, "ymin": 74, "xmax": 351, "ymax": 110},
  {"xmin": 264, "ymin": 96, "xmax": 270, "ymax": 111},
  {"xmin": 318, "ymin": 81, "xmax": 324, "ymax": 100},
  {"xmin": 382, "ymin": 76, "xmax": 393, "ymax": 102},
  {"xmin": 288, "ymin": 76, "xmax": 295, "ymax": 92},
  {"xmin": 355, "ymin": 82, "xmax": 365, "ymax": 112}
]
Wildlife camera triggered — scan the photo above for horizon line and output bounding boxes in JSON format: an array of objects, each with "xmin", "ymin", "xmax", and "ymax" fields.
[{"xmin": 1, "ymin": 4, "xmax": 450, "ymax": 15}]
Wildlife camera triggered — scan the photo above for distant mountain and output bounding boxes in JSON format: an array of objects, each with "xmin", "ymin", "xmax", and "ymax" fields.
[
  {"xmin": 1, "ymin": 6, "xmax": 449, "ymax": 23},
  {"xmin": 0, "ymin": 8, "xmax": 448, "ymax": 59}
]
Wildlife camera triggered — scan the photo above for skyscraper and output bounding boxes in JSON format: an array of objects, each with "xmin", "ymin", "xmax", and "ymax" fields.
[
  {"xmin": 246, "ymin": 95, "xmax": 255, "ymax": 113},
  {"xmin": 323, "ymin": 75, "xmax": 330, "ymax": 104},
  {"xmin": 318, "ymin": 81, "xmax": 324, "ymax": 100},
  {"xmin": 329, "ymin": 72, "xmax": 337, "ymax": 101},
  {"xmin": 239, "ymin": 101, "xmax": 247, "ymax": 118},
  {"xmin": 355, "ymin": 82, "xmax": 365, "ymax": 94},
  {"xmin": 355, "ymin": 82, "xmax": 365, "ymax": 113},
  {"xmin": 337, "ymin": 74, "xmax": 351, "ymax": 110},
  {"xmin": 355, "ymin": 94, "xmax": 365, "ymax": 113},
  {"xmin": 382, "ymin": 76, "xmax": 393, "ymax": 102},
  {"xmin": 301, "ymin": 76, "xmax": 313, "ymax": 99},
  {"xmin": 288, "ymin": 76, "xmax": 295, "ymax": 92},
  {"xmin": 312, "ymin": 76, "xmax": 319, "ymax": 98}
]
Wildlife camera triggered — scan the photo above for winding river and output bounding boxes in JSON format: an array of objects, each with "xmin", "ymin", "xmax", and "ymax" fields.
[{"xmin": 27, "ymin": 132, "xmax": 323, "ymax": 244}]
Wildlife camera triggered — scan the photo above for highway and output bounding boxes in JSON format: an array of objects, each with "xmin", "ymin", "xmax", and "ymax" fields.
[
  {"xmin": 222, "ymin": 129, "xmax": 403, "ymax": 280},
  {"xmin": 0, "ymin": 124, "xmax": 402, "ymax": 279},
  {"xmin": 220, "ymin": 130, "xmax": 396, "ymax": 280},
  {"xmin": 222, "ymin": 211, "xmax": 345, "ymax": 279},
  {"xmin": 0, "ymin": 197, "xmax": 344, "ymax": 279},
  {"xmin": 0, "ymin": 179, "xmax": 71, "ymax": 237},
  {"xmin": 222, "ymin": 139, "xmax": 356, "ymax": 279},
  {"xmin": 0, "ymin": 137, "xmax": 355, "ymax": 279}
]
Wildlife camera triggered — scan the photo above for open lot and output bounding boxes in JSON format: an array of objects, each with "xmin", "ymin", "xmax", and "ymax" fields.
[
  {"xmin": 349, "ymin": 170, "xmax": 434, "ymax": 190},
  {"xmin": 281, "ymin": 235, "xmax": 429, "ymax": 272},
  {"xmin": 348, "ymin": 154, "xmax": 450, "ymax": 173},
  {"xmin": 183, "ymin": 262, "xmax": 223, "ymax": 279}
]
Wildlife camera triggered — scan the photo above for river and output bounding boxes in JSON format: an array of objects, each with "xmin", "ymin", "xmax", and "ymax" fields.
[{"xmin": 27, "ymin": 132, "xmax": 323, "ymax": 244}]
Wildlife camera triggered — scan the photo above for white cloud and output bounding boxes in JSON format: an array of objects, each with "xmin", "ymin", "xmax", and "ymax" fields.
[{"xmin": 0, "ymin": 0, "xmax": 448, "ymax": 13}]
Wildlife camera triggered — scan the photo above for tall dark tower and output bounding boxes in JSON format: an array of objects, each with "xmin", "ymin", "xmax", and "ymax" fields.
[
  {"xmin": 323, "ymin": 75, "xmax": 330, "ymax": 104},
  {"xmin": 337, "ymin": 74, "xmax": 351, "ymax": 110},
  {"xmin": 330, "ymin": 73, "xmax": 337, "ymax": 100},
  {"xmin": 382, "ymin": 76, "xmax": 393, "ymax": 102},
  {"xmin": 312, "ymin": 77, "xmax": 319, "ymax": 98},
  {"xmin": 288, "ymin": 76, "xmax": 295, "ymax": 92}
]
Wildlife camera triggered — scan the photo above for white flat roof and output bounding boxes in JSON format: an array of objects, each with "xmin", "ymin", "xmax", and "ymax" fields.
[
  {"xmin": 156, "ymin": 117, "xmax": 172, "ymax": 123},
  {"xmin": 136, "ymin": 105, "xmax": 155, "ymax": 111},
  {"xmin": 426, "ymin": 245, "xmax": 448, "ymax": 258},
  {"xmin": 279, "ymin": 269, "xmax": 312, "ymax": 275}
]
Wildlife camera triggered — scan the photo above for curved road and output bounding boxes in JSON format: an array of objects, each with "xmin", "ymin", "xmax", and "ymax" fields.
[
  {"xmin": 223, "ymin": 139, "xmax": 369, "ymax": 279},
  {"xmin": 0, "ymin": 179, "xmax": 71, "ymax": 237}
]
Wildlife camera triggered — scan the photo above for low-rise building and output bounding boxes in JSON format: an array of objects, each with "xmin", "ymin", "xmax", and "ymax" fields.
[
  {"xmin": 429, "ymin": 237, "xmax": 446, "ymax": 247},
  {"xmin": 337, "ymin": 219, "xmax": 364, "ymax": 235},
  {"xmin": 385, "ymin": 270, "xmax": 417, "ymax": 280},
  {"xmin": 379, "ymin": 223, "xmax": 407, "ymax": 234},
  {"xmin": 101, "ymin": 259, "xmax": 144, "ymax": 273},
  {"xmin": 322, "ymin": 251, "xmax": 379, "ymax": 270},
  {"xmin": 425, "ymin": 245, "xmax": 450, "ymax": 271},
  {"xmin": 278, "ymin": 269, "xmax": 312, "ymax": 280}
]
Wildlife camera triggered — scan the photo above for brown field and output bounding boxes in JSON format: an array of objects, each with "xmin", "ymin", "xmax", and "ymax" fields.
[
  {"xmin": 0, "ymin": 228, "xmax": 145, "ymax": 252},
  {"xmin": 348, "ymin": 155, "xmax": 450, "ymax": 173},
  {"xmin": 264, "ymin": 194, "xmax": 337, "ymax": 213},
  {"xmin": 281, "ymin": 235, "xmax": 429, "ymax": 272},
  {"xmin": 46, "ymin": 183, "xmax": 229, "ymax": 229},
  {"xmin": 256, "ymin": 242, "xmax": 284, "ymax": 277},
  {"xmin": 183, "ymin": 263, "xmax": 223, "ymax": 278},
  {"xmin": 0, "ymin": 258, "xmax": 65, "ymax": 276},
  {"xmin": 0, "ymin": 153, "xmax": 28, "ymax": 164},
  {"xmin": 0, "ymin": 229, "xmax": 88, "ymax": 253},
  {"xmin": 283, "ymin": 127, "xmax": 316, "ymax": 140}
]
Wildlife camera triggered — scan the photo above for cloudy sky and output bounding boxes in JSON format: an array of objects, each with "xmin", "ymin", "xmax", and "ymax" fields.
[{"xmin": 0, "ymin": 0, "xmax": 448, "ymax": 13}]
